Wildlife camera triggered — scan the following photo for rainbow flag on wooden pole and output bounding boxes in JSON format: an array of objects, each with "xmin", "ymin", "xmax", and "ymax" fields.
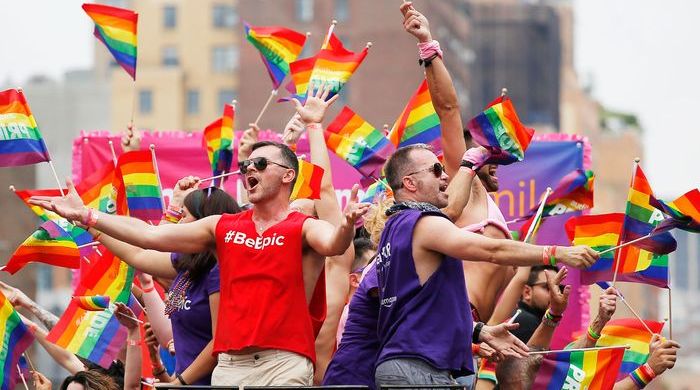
[
  {"xmin": 112, "ymin": 150, "xmax": 164, "ymax": 223},
  {"xmin": 82, "ymin": 3, "xmax": 138, "ymax": 80},
  {"xmin": 0, "ymin": 291, "xmax": 35, "ymax": 390},
  {"xmin": 595, "ymin": 318, "xmax": 664, "ymax": 380},
  {"xmin": 0, "ymin": 89, "xmax": 50, "ymax": 167},
  {"xmin": 203, "ymin": 103, "xmax": 235, "ymax": 187},
  {"xmin": 388, "ymin": 79, "xmax": 442, "ymax": 153}
]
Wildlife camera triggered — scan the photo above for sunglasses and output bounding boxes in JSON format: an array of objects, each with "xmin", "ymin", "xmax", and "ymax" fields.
[
  {"xmin": 238, "ymin": 157, "xmax": 291, "ymax": 174},
  {"xmin": 529, "ymin": 282, "xmax": 566, "ymax": 293},
  {"xmin": 406, "ymin": 162, "xmax": 445, "ymax": 179}
]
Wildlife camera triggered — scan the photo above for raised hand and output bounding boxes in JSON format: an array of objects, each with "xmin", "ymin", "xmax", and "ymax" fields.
[
  {"xmin": 28, "ymin": 179, "xmax": 88, "ymax": 222},
  {"xmin": 121, "ymin": 123, "xmax": 142, "ymax": 152},
  {"xmin": 31, "ymin": 370, "xmax": 52, "ymax": 390},
  {"xmin": 647, "ymin": 334, "xmax": 680, "ymax": 375},
  {"xmin": 342, "ymin": 184, "xmax": 371, "ymax": 229},
  {"xmin": 556, "ymin": 245, "xmax": 599, "ymax": 269},
  {"xmin": 400, "ymin": 1, "xmax": 432, "ymax": 43},
  {"xmin": 114, "ymin": 302, "xmax": 139, "ymax": 330},
  {"xmin": 238, "ymin": 123, "xmax": 260, "ymax": 162},
  {"xmin": 171, "ymin": 175, "xmax": 201, "ymax": 208},
  {"xmin": 597, "ymin": 286, "xmax": 618, "ymax": 322},
  {"xmin": 546, "ymin": 267, "xmax": 571, "ymax": 316},
  {"xmin": 292, "ymin": 82, "xmax": 339, "ymax": 125},
  {"xmin": 0, "ymin": 281, "xmax": 32, "ymax": 309},
  {"xmin": 479, "ymin": 322, "xmax": 529, "ymax": 359},
  {"xmin": 282, "ymin": 113, "xmax": 306, "ymax": 146}
]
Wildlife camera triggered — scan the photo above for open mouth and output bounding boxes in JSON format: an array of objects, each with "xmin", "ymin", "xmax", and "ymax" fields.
[
  {"xmin": 439, "ymin": 183, "xmax": 448, "ymax": 192},
  {"xmin": 246, "ymin": 176, "xmax": 260, "ymax": 190}
]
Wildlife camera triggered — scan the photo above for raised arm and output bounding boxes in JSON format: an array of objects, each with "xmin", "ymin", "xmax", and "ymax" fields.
[
  {"xmin": 294, "ymin": 82, "xmax": 343, "ymax": 226},
  {"xmin": 414, "ymin": 215, "xmax": 599, "ymax": 268},
  {"xmin": 90, "ymin": 229, "xmax": 177, "ymax": 279},
  {"xmin": 613, "ymin": 335, "xmax": 680, "ymax": 389},
  {"xmin": 488, "ymin": 266, "xmax": 531, "ymax": 325},
  {"xmin": 303, "ymin": 185, "xmax": 369, "ymax": 257},
  {"xmin": 114, "ymin": 303, "xmax": 142, "ymax": 390},
  {"xmin": 569, "ymin": 286, "xmax": 617, "ymax": 349},
  {"xmin": 29, "ymin": 180, "xmax": 219, "ymax": 254},
  {"xmin": 527, "ymin": 268, "xmax": 570, "ymax": 349},
  {"xmin": 0, "ymin": 282, "xmax": 58, "ymax": 330},
  {"xmin": 441, "ymin": 158, "xmax": 477, "ymax": 220},
  {"xmin": 401, "ymin": 1, "xmax": 466, "ymax": 177},
  {"xmin": 21, "ymin": 315, "xmax": 85, "ymax": 374}
]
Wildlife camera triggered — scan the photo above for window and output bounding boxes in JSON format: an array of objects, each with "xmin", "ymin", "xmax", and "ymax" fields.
[
  {"xmin": 218, "ymin": 89, "xmax": 237, "ymax": 110},
  {"xmin": 335, "ymin": 0, "xmax": 349, "ymax": 21},
  {"xmin": 212, "ymin": 46, "xmax": 239, "ymax": 72},
  {"xmin": 139, "ymin": 90, "xmax": 153, "ymax": 114},
  {"xmin": 162, "ymin": 46, "xmax": 179, "ymax": 66},
  {"xmin": 163, "ymin": 5, "xmax": 177, "ymax": 29},
  {"xmin": 213, "ymin": 4, "xmax": 237, "ymax": 28},
  {"xmin": 187, "ymin": 90, "xmax": 200, "ymax": 114},
  {"xmin": 295, "ymin": 0, "xmax": 314, "ymax": 22}
]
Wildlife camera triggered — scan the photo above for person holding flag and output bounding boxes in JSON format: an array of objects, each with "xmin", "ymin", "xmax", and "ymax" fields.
[{"xmin": 29, "ymin": 105, "xmax": 370, "ymax": 387}]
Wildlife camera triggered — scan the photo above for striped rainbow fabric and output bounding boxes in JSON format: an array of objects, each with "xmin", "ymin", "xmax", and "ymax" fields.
[
  {"xmin": 0, "ymin": 88, "xmax": 50, "ymax": 167},
  {"xmin": 202, "ymin": 103, "xmax": 235, "ymax": 183},
  {"xmin": 652, "ymin": 188, "xmax": 700, "ymax": 233},
  {"xmin": 325, "ymin": 106, "xmax": 395, "ymax": 180},
  {"xmin": 361, "ymin": 178, "xmax": 393, "ymax": 204},
  {"xmin": 0, "ymin": 291, "xmax": 35, "ymax": 390},
  {"xmin": 388, "ymin": 79, "xmax": 442, "ymax": 153},
  {"xmin": 290, "ymin": 160, "xmax": 324, "ymax": 201},
  {"xmin": 1, "ymin": 220, "xmax": 81, "ymax": 275},
  {"xmin": 466, "ymin": 95, "xmax": 534, "ymax": 165},
  {"xmin": 48, "ymin": 246, "xmax": 135, "ymax": 368},
  {"xmin": 14, "ymin": 189, "xmax": 94, "ymax": 256},
  {"xmin": 542, "ymin": 169, "xmax": 595, "ymax": 217},
  {"xmin": 82, "ymin": 3, "xmax": 138, "ymax": 79},
  {"xmin": 566, "ymin": 213, "xmax": 624, "ymax": 274},
  {"xmin": 72, "ymin": 295, "xmax": 110, "ymax": 311},
  {"xmin": 288, "ymin": 34, "xmax": 367, "ymax": 101},
  {"xmin": 244, "ymin": 23, "xmax": 307, "ymax": 89},
  {"xmin": 76, "ymin": 161, "xmax": 116, "ymax": 214},
  {"xmin": 532, "ymin": 346, "xmax": 625, "ymax": 390},
  {"xmin": 596, "ymin": 318, "xmax": 664, "ymax": 380},
  {"xmin": 113, "ymin": 150, "xmax": 164, "ymax": 223}
]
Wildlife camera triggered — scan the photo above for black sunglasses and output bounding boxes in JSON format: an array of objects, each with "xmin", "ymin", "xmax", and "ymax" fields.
[
  {"xmin": 406, "ymin": 162, "xmax": 445, "ymax": 179},
  {"xmin": 238, "ymin": 157, "xmax": 291, "ymax": 174},
  {"xmin": 529, "ymin": 282, "xmax": 566, "ymax": 293}
]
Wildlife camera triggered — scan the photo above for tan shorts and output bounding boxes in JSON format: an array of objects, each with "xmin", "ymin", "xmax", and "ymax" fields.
[{"xmin": 211, "ymin": 349, "xmax": 313, "ymax": 387}]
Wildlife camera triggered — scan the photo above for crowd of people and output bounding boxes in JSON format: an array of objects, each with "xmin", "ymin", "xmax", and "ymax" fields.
[{"xmin": 6, "ymin": 2, "xmax": 679, "ymax": 389}]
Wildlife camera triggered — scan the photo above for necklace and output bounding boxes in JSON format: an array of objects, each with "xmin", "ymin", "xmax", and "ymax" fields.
[{"xmin": 164, "ymin": 272, "xmax": 191, "ymax": 316}]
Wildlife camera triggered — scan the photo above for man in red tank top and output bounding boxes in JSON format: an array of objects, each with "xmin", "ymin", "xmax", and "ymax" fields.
[{"xmin": 29, "ymin": 84, "xmax": 369, "ymax": 387}]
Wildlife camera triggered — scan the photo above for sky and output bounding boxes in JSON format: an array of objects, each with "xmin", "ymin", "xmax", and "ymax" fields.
[{"xmin": 0, "ymin": 0, "xmax": 698, "ymax": 197}]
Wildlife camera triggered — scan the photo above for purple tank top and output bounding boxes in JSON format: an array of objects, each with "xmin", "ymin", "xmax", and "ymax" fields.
[
  {"xmin": 376, "ymin": 209, "xmax": 474, "ymax": 376},
  {"xmin": 323, "ymin": 261, "xmax": 379, "ymax": 389}
]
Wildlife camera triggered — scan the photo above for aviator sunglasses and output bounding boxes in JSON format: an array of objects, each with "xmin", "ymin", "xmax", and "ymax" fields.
[
  {"xmin": 405, "ymin": 162, "xmax": 445, "ymax": 179},
  {"xmin": 238, "ymin": 157, "xmax": 291, "ymax": 174}
]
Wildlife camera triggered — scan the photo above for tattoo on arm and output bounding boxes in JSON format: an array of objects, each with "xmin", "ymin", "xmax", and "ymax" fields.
[{"xmin": 31, "ymin": 304, "xmax": 59, "ymax": 330}]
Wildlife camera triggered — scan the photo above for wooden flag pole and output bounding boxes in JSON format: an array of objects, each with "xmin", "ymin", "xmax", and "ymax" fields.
[
  {"xmin": 129, "ymin": 81, "xmax": 137, "ymax": 133},
  {"xmin": 611, "ymin": 157, "xmax": 640, "ymax": 286},
  {"xmin": 47, "ymin": 160, "xmax": 66, "ymax": 196},
  {"xmin": 23, "ymin": 352, "xmax": 36, "ymax": 373},
  {"xmin": 322, "ymin": 20, "xmax": 338, "ymax": 49},
  {"xmin": 527, "ymin": 345, "xmax": 630, "ymax": 355},
  {"xmin": 608, "ymin": 287, "xmax": 656, "ymax": 335},
  {"xmin": 523, "ymin": 187, "xmax": 552, "ymax": 244},
  {"xmin": 108, "ymin": 140, "xmax": 118, "ymax": 166},
  {"xmin": 200, "ymin": 170, "xmax": 241, "ymax": 183},
  {"xmin": 149, "ymin": 144, "xmax": 166, "ymax": 213},
  {"xmin": 253, "ymin": 90, "xmax": 278, "ymax": 127},
  {"xmin": 115, "ymin": 310, "xmax": 144, "ymax": 324},
  {"xmin": 17, "ymin": 365, "xmax": 28, "ymax": 390},
  {"xmin": 501, "ymin": 87, "xmax": 508, "ymax": 97}
]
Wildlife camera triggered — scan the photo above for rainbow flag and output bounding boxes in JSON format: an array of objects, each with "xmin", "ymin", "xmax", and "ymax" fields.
[
  {"xmin": 76, "ymin": 162, "xmax": 116, "ymax": 214},
  {"xmin": 532, "ymin": 346, "xmax": 625, "ymax": 390},
  {"xmin": 2, "ymin": 220, "xmax": 81, "ymax": 274},
  {"xmin": 290, "ymin": 160, "xmax": 324, "ymax": 201},
  {"xmin": 202, "ymin": 103, "xmax": 235, "ymax": 183},
  {"xmin": 361, "ymin": 178, "xmax": 393, "ymax": 204},
  {"xmin": 72, "ymin": 295, "xmax": 110, "ymax": 311},
  {"xmin": 596, "ymin": 318, "xmax": 664, "ymax": 380},
  {"xmin": 466, "ymin": 95, "xmax": 534, "ymax": 165},
  {"xmin": 652, "ymin": 189, "xmax": 700, "ymax": 233},
  {"xmin": 83, "ymin": 3, "xmax": 138, "ymax": 80},
  {"xmin": 0, "ymin": 88, "xmax": 50, "ymax": 167},
  {"xmin": 325, "ymin": 106, "xmax": 395, "ymax": 180},
  {"xmin": 244, "ymin": 23, "xmax": 307, "ymax": 89},
  {"xmin": 0, "ymin": 291, "xmax": 35, "ymax": 390},
  {"xmin": 388, "ymin": 79, "xmax": 442, "ymax": 153},
  {"xmin": 14, "ymin": 188, "xmax": 94, "ymax": 256},
  {"xmin": 620, "ymin": 165, "xmax": 676, "ymax": 254},
  {"xmin": 477, "ymin": 359, "xmax": 497, "ymax": 384},
  {"xmin": 113, "ymin": 150, "xmax": 164, "ymax": 222},
  {"xmin": 566, "ymin": 213, "xmax": 624, "ymax": 273},
  {"xmin": 288, "ymin": 34, "xmax": 368, "ymax": 101},
  {"xmin": 48, "ymin": 246, "xmax": 135, "ymax": 368},
  {"xmin": 542, "ymin": 169, "xmax": 595, "ymax": 217}
]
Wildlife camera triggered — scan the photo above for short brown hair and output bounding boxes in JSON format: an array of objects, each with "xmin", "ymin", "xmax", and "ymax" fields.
[{"xmin": 384, "ymin": 144, "xmax": 432, "ymax": 192}]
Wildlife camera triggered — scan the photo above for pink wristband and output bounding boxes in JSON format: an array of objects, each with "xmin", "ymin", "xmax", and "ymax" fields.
[
  {"xmin": 417, "ymin": 40, "xmax": 443, "ymax": 61},
  {"xmin": 305, "ymin": 123, "xmax": 322, "ymax": 131}
]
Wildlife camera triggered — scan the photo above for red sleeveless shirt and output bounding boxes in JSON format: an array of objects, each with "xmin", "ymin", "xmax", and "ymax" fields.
[{"xmin": 214, "ymin": 209, "xmax": 319, "ymax": 362}]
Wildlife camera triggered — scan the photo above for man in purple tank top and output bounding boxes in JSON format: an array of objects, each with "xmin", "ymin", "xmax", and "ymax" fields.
[{"xmin": 374, "ymin": 145, "xmax": 600, "ymax": 387}]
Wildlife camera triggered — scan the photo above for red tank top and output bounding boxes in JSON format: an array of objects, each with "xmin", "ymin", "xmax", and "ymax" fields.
[{"xmin": 214, "ymin": 209, "xmax": 318, "ymax": 362}]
